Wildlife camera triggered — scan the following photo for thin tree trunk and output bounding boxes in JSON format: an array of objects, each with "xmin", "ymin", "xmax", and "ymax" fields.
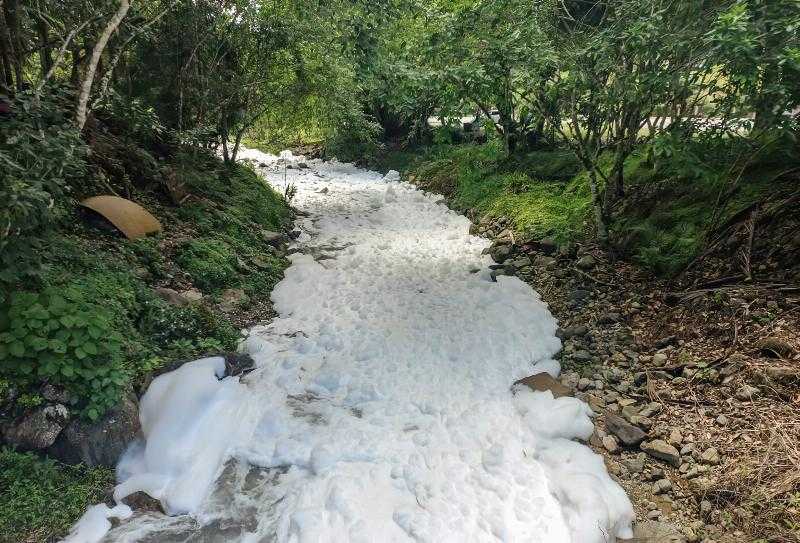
[
  {"xmin": 0, "ymin": 1, "xmax": 21, "ymax": 90},
  {"xmin": 35, "ymin": 15, "xmax": 53, "ymax": 75},
  {"xmin": 75, "ymin": 0, "xmax": 131, "ymax": 131},
  {"xmin": 588, "ymin": 168, "xmax": 609, "ymax": 244}
]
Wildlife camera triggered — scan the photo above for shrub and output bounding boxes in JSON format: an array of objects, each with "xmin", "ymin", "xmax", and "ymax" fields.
[
  {"xmin": 138, "ymin": 300, "xmax": 238, "ymax": 355},
  {"xmin": 0, "ymin": 90, "xmax": 88, "ymax": 289},
  {"xmin": 176, "ymin": 238, "xmax": 238, "ymax": 291},
  {"xmin": 0, "ymin": 287, "xmax": 128, "ymax": 420},
  {"xmin": 0, "ymin": 448, "xmax": 113, "ymax": 542}
]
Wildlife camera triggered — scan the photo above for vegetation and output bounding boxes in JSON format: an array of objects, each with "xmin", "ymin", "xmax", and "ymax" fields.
[
  {"xmin": 0, "ymin": 448, "xmax": 114, "ymax": 543},
  {"xmin": 1, "ymin": 0, "xmax": 799, "ymax": 539}
]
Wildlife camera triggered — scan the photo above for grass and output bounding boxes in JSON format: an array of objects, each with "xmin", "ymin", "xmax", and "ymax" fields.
[
  {"xmin": 378, "ymin": 132, "xmax": 797, "ymax": 275},
  {"xmin": 0, "ymin": 448, "xmax": 114, "ymax": 543}
]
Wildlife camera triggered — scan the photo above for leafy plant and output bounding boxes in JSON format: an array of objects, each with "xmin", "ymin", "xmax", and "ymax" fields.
[
  {"xmin": 0, "ymin": 287, "xmax": 128, "ymax": 420},
  {"xmin": 176, "ymin": 238, "xmax": 238, "ymax": 291},
  {"xmin": 0, "ymin": 448, "xmax": 113, "ymax": 542},
  {"xmin": 0, "ymin": 90, "xmax": 88, "ymax": 289}
]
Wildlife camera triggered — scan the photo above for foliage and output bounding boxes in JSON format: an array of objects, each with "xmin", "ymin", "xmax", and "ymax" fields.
[
  {"xmin": 0, "ymin": 90, "xmax": 88, "ymax": 289},
  {"xmin": 139, "ymin": 301, "xmax": 238, "ymax": 356},
  {"xmin": 0, "ymin": 288, "xmax": 127, "ymax": 420},
  {"xmin": 0, "ymin": 448, "xmax": 114, "ymax": 543},
  {"xmin": 176, "ymin": 238, "xmax": 238, "ymax": 291}
]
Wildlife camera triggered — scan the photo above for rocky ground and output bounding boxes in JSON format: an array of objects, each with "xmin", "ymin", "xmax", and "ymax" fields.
[{"xmin": 472, "ymin": 214, "xmax": 800, "ymax": 543}]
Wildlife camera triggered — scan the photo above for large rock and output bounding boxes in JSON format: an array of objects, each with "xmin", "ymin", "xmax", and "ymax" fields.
[
  {"xmin": 485, "ymin": 242, "xmax": 513, "ymax": 264},
  {"xmin": 2, "ymin": 404, "xmax": 69, "ymax": 450},
  {"xmin": 48, "ymin": 395, "xmax": 140, "ymax": 467},
  {"xmin": 641, "ymin": 439, "xmax": 681, "ymax": 467},
  {"xmin": 576, "ymin": 254, "xmax": 597, "ymax": 270},
  {"xmin": 618, "ymin": 520, "xmax": 685, "ymax": 542},
  {"xmin": 605, "ymin": 412, "xmax": 647, "ymax": 446},
  {"xmin": 757, "ymin": 336, "xmax": 795, "ymax": 358},
  {"xmin": 513, "ymin": 373, "xmax": 571, "ymax": 398},
  {"xmin": 219, "ymin": 288, "xmax": 249, "ymax": 312}
]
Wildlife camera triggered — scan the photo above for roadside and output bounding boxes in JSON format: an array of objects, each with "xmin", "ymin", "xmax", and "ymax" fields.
[
  {"xmin": 394, "ymin": 144, "xmax": 800, "ymax": 542},
  {"xmin": 0, "ymin": 129, "xmax": 293, "ymax": 541}
]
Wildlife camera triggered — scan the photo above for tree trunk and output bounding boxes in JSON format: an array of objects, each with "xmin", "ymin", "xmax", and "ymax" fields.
[
  {"xmin": 75, "ymin": 0, "xmax": 131, "ymax": 131},
  {"xmin": 0, "ymin": 1, "xmax": 21, "ymax": 90},
  {"xmin": 587, "ymin": 167, "xmax": 608, "ymax": 244},
  {"xmin": 35, "ymin": 15, "xmax": 53, "ymax": 75}
]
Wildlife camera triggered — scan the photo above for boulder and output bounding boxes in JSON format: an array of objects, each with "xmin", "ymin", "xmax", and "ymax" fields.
[
  {"xmin": 2, "ymin": 404, "xmax": 69, "ymax": 450},
  {"xmin": 223, "ymin": 352, "xmax": 256, "ymax": 377},
  {"xmin": 605, "ymin": 412, "xmax": 647, "ymax": 446},
  {"xmin": 576, "ymin": 254, "xmax": 597, "ymax": 270},
  {"xmin": 641, "ymin": 439, "xmax": 681, "ymax": 467},
  {"xmin": 486, "ymin": 242, "xmax": 513, "ymax": 264},
  {"xmin": 48, "ymin": 395, "xmax": 140, "ymax": 467},
  {"xmin": 260, "ymin": 230, "xmax": 286, "ymax": 246},
  {"xmin": 513, "ymin": 373, "xmax": 571, "ymax": 398},
  {"xmin": 757, "ymin": 336, "xmax": 795, "ymax": 358},
  {"xmin": 618, "ymin": 520, "xmax": 685, "ymax": 543},
  {"xmin": 154, "ymin": 287, "xmax": 190, "ymax": 306},
  {"xmin": 219, "ymin": 288, "xmax": 249, "ymax": 312}
]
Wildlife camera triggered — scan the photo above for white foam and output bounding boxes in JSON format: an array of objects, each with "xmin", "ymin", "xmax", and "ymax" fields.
[{"xmin": 65, "ymin": 147, "xmax": 633, "ymax": 542}]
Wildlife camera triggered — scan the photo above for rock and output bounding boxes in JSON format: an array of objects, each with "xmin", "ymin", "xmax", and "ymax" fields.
[
  {"xmin": 536, "ymin": 238, "xmax": 558, "ymax": 254},
  {"xmin": 700, "ymin": 500, "xmax": 713, "ymax": 517},
  {"xmin": 120, "ymin": 491, "xmax": 164, "ymax": 514},
  {"xmin": 667, "ymin": 429, "xmax": 683, "ymax": 447},
  {"xmin": 599, "ymin": 312, "xmax": 622, "ymax": 324},
  {"xmin": 154, "ymin": 287, "xmax": 191, "ymax": 306},
  {"xmin": 260, "ymin": 230, "xmax": 286, "ymax": 246},
  {"xmin": 486, "ymin": 242, "xmax": 513, "ymax": 264},
  {"xmin": 533, "ymin": 255, "xmax": 557, "ymax": 268},
  {"xmin": 602, "ymin": 435, "xmax": 619, "ymax": 453},
  {"xmin": 757, "ymin": 336, "xmax": 795, "ymax": 358},
  {"xmin": 715, "ymin": 414, "xmax": 729, "ymax": 426},
  {"xmin": 560, "ymin": 325, "xmax": 589, "ymax": 339},
  {"xmin": 2, "ymin": 404, "xmax": 69, "ymax": 450},
  {"xmin": 180, "ymin": 289, "xmax": 203, "ymax": 303},
  {"xmin": 699, "ymin": 447, "xmax": 720, "ymax": 465},
  {"xmin": 621, "ymin": 404, "xmax": 640, "ymax": 422},
  {"xmin": 652, "ymin": 353, "xmax": 668, "ymax": 366},
  {"xmin": 735, "ymin": 383, "xmax": 759, "ymax": 401},
  {"xmin": 605, "ymin": 412, "xmax": 647, "ymax": 446},
  {"xmin": 653, "ymin": 478, "xmax": 673, "ymax": 494},
  {"xmin": 569, "ymin": 289, "xmax": 592, "ymax": 303},
  {"xmin": 576, "ymin": 255, "xmax": 596, "ymax": 270},
  {"xmin": 641, "ymin": 440, "xmax": 681, "ymax": 467},
  {"xmin": 219, "ymin": 288, "xmax": 249, "ymax": 312},
  {"xmin": 654, "ymin": 336, "xmax": 677, "ymax": 349},
  {"xmin": 572, "ymin": 350, "xmax": 592, "ymax": 362},
  {"xmin": 513, "ymin": 373, "xmax": 571, "ymax": 398},
  {"xmin": 623, "ymin": 453, "xmax": 646, "ymax": 474},
  {"xmin": 623, "ymin": 520, "xmax": 686, "ymax": 543},
  {"xmin": 288, "ymin": 229, "xmax": 302, "ymax": 240},
  {"xmin": 577, "ymin": 377, "xmax": 593, "ymax": 391},
  {"xmin": 511, "ymin": 256, "xmax": 532, "ymax": 269},
  {"xmin": 41, "ymin": 384, "xmax": 71, "ymax": 404},
  {"xmin": 48, "ymin": 395, "xmax": 140, "ymax": 467},
  {"xmin": 223, "ymin": 352, "xmax": 256, "ymax": 377}
]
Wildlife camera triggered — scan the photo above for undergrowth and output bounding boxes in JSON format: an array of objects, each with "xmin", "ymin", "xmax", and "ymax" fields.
[{"xmin": 0, "ymin": 448, "xmax": 113, "ymax": 543}]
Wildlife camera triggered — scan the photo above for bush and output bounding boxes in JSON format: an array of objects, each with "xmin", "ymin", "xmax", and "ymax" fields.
[
  {"xmin": 0, "ymin": 448, "xmax": 113, "ymax": 542},
  {"xmin": 0, "ymin": 90, "xmax": 88, "ymax": 289},
  {"xmin": 176, "ymin": 238, "xmax": 238, "ymax": 291},
  {"xmin": 138, "ymin": 300, "xmax": 239, "ymax": 355},
  {"xmin": 0, "ymin": 287, "xmax": 128, "ymax": 420}
]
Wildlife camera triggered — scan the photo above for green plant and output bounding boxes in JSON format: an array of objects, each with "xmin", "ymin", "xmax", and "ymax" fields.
[
  {"xmin": 0, "ymin": 287, "xmax": 128, "ymax": 420},
  {"xmin": 0, "ymin": 90, "xmax": 89, "ymax": 289},
  {"xmin": 176, "ymin": 238, "xmax": 238, "ymax": 291},
  {"xmin": 139, "ymin": 301, "xmax": 238, "ymax": 353},
  {"xmin": 0, "ymin": 448, "xmax": 113, "ymax": 542}
]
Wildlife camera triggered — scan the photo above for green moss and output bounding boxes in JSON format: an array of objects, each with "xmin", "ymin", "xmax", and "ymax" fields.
[
  {"xmin": 0, "ymin": 448, "xmax": 114, "ymax": 542},
  {"xmin": 403, "ymin": 143, "xmax": 591, "ymax": 243},
  {"xmin": 176, "ymin": 238, "xmax": 238, "ymax": 291}
]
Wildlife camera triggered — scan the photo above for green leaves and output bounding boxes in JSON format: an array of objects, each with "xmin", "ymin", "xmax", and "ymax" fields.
[{"xmin": 0, "ymin": 287, "xmax": 127, "ymax": 420}]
